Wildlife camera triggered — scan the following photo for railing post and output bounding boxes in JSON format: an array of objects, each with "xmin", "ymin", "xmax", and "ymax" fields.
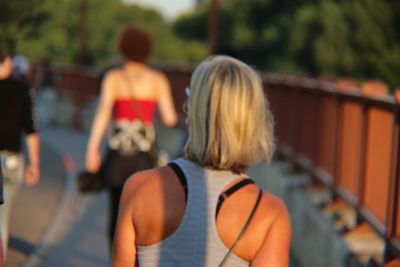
[
  {"xmin": 385, "ymin": 90, "xmax": 400, "ymax": 262},
  {"xmin": 352, "ymin": 97, "xmax": 367, "ymax": 227}
]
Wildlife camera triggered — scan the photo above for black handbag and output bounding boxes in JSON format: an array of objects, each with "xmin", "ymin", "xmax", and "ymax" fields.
[{"xmin": 76, "ymin": 170, "xmax": 106, "ymax": 193}]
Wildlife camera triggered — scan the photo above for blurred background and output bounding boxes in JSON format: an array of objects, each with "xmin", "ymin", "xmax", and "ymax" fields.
[
  {"xmin": 1, "ymin": 0, "xmax": 400, "ymax": 267},
  {"xmin": 1, "ymin": 0, "xmax": 400, "ymax": 91}
]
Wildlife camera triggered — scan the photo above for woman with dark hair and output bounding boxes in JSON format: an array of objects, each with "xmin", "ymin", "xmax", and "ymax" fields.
[
  {"xmin": 85, "ymin": 25, "xmax": 177, "ymax": 248},
  {"xmin": 112, "ymin": 55, "xmax": 291, "ymax": 266}
]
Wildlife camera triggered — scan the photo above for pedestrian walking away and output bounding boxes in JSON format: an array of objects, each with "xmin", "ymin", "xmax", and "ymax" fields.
[
  {"xmin": 85, "ymin": 24, "xmax": 177, "ymax": 249},
  {"xmin": 112, "ymin": 55, "xmax": 291, "ymax": 267}
]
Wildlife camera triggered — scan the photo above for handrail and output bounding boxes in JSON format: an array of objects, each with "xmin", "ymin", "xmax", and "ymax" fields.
[{"xmin": 264, "ymin": 73, "xmax": 400, "ymax": 263}]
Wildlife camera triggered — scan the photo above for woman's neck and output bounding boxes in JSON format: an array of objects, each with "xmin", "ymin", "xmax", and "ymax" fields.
[{"xmin": 124, "ymin": 61, "xmax": 146, "ymax": 71}]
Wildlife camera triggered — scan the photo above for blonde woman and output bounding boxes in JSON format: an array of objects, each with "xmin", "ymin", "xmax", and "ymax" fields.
[{"xmin": 112, "ymin": 56, "xmax": 291, "ymax": 267}]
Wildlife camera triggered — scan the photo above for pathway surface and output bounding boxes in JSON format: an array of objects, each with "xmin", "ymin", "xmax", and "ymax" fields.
[{"xmin": 8, "ymin": 127, "xmax": 109, "ymax": 267}]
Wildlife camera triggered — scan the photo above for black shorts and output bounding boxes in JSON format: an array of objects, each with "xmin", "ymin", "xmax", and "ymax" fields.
[{"xmin": 102, "ymin": 149, "xmax": 155, "ymax": 188}]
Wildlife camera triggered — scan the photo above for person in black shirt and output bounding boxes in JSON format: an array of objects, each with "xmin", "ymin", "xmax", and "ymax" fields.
[{"xmin": 0, "ymin": 48, "xmax": 40, "ymax": 261}]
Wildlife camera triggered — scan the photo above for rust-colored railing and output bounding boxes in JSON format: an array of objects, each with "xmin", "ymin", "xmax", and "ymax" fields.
[{"xmin": 265, "ymin": 73, "xmax": 400, "ymax": 262}]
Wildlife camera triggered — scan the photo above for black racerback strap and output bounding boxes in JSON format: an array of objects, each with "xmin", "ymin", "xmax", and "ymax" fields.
[
  {"xmin": 216, "ymin": 178, "xmax": 255, "ymax": 217},
  {"xmin": 168, "ymin": 162, "xmax": 188, "ymax": 203},
  {"xmin": 167, "ymin": 162, "xmax": 256, "ymax": 217}
]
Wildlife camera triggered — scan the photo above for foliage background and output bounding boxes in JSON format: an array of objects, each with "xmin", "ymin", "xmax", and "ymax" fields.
[
  {"xmin": 0, "ymin": 0, "xmax": 207, "ymax": 68},
  {"xmin": 1, "ymin": 0, "xmax": 399, "ymax": 91},
  {"xmin": 174, "ymin": 0, "xmax": 400, "ymax": 91}
]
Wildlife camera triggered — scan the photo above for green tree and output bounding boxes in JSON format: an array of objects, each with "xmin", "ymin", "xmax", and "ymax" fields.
[
  {"xmin": 0, "ymin": 0, "xmax": 48, "ymax": 53},
  {"xmin": 10, "ymin": 0, "xmax": 207, "ymax": 68},
  {"xmin": 173, "ymin": 0, "xmax": 400, "ymax": 90}
]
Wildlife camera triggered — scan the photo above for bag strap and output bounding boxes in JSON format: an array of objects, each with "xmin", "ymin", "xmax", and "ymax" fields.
[
  {"xmin": 122, "ymin": 68, "xmax": 145, "ymax": 123},
  {"xmin": 218, "ymin": 188, "xmax": 263, "ymax": 267}
]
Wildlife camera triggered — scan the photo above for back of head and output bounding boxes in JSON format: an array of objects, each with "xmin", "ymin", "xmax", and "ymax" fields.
[
  {"xmin": 185, "ymin": 55, "xmax": 275, "ymax": 173},
  {"xmin": 118, "ymin": 25, "xmax": 153, "ymax": 63}
]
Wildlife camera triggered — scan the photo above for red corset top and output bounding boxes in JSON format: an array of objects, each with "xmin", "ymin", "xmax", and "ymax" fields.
[{"xmin": 113, "ymin": 99, "xmax": 157, "ymax": 124}]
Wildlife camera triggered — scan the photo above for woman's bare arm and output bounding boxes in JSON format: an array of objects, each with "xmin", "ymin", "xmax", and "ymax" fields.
[
  {"xmin": 25, "ymin": 133, "xmax": 40, "ymax": 185},
  {"xmin": 156, "ymin": 73, "xmax": 177, "ymax": 127},
  {"xmin": 85, "ymin": 71, "xmax": 115, "ymax": 172},
  {"xmin": 251, "ymin": 199, "xmax": 291, "ymax": 267},
  {"xmin": 112, "ymin": 179, "xmax": 138, "ymax": 267}
]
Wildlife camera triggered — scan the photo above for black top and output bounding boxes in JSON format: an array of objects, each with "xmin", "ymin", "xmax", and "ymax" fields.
[{"xmin": 0, "ymin": 78, "xmax": 38, "ymax": 152}]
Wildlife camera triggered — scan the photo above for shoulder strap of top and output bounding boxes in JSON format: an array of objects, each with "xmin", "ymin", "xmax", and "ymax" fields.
[
  {"xmin": 216, "ymin": 179, "xmax": 255, "ymax": 217},
  {"xmin": 168, "ymin": 162, "xmax": 188, "ymax": 203},
  {"xmin": 218, "ymin": 188, "xmax": 263, "ymax": 267}
]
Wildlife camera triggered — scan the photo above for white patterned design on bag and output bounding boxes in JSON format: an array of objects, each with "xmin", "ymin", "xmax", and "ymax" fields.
[{"xmin": 108, "ymin": 120, "xmax": 155, "ymax": 154}]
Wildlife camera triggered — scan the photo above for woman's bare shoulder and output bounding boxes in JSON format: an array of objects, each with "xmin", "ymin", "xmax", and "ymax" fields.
[
  {"xmin": 262, "ymin": 191, "xmax": 286, "ymax": 210},
  {"xmin": 232, "ymin": 183, "xmax": 286, "ymax": 217},
  {"xmin": 103, "ymin": 67, "xmax": 123, "ymax": 81},
  {"xmin": 256, "ymin": 190, "xmax": 288, "ymax": 224},
  {"xmin": 123, "ymin": 168, "xmax": 161, "ymax": 193},
  {"xmin": 121, "ymin": 166, "xmax": 178, "ymax": 205},
  {"xmin": 100, "ymin": 68, "xmax": 123, "ymax": 91},
  {"xmin": 145, "ymin": 67, "xmax": 168, "ymax": 83},
  {"xmin": 232, "ymin": 185, "xmax": 289, "ymax": 235}
]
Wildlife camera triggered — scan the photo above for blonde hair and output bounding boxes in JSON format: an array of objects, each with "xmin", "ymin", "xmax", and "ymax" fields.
[{"xmin": 185, "ymin": 55, "xmax": 275, "ymax": 173}]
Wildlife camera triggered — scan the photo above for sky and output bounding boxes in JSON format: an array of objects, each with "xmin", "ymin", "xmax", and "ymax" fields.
[{"xmin": 122, "ymin": 0, "xmax": 196, "ymax": 20}]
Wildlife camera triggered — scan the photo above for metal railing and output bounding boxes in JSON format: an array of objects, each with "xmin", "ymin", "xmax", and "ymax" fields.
[{"xmin": 264, "ymin": 73, "xmax": 400, "ymax": 263}]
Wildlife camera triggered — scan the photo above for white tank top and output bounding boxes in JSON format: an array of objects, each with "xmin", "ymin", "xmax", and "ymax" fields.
[{"xmin": 137, "ymin": 158, "xmax": 251, "ymax": 267}]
